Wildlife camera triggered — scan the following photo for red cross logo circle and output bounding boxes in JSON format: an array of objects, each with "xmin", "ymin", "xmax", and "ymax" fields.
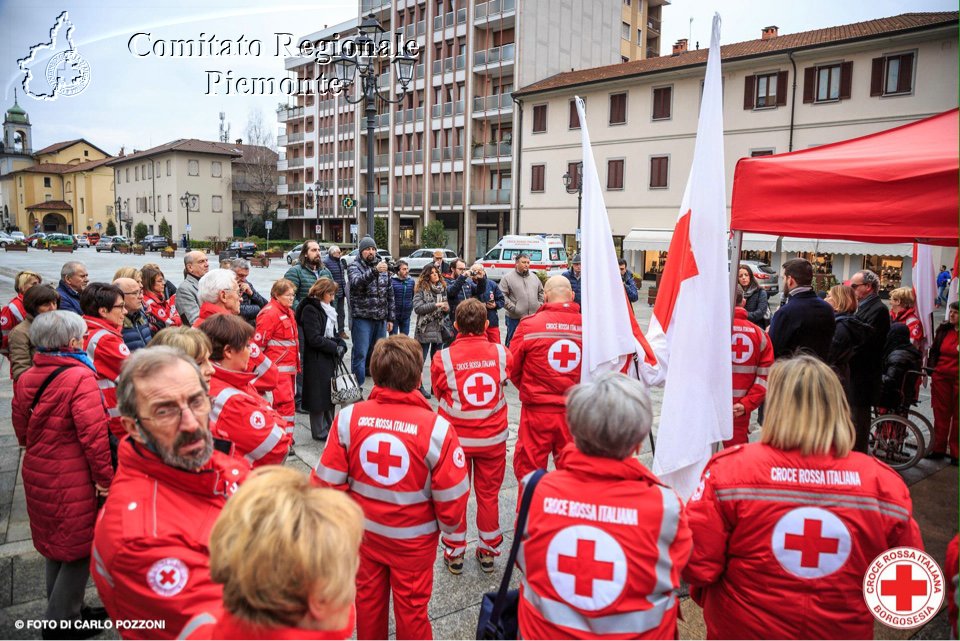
[
  {"xmin": 731, "ymin": 332, "xmax": 754, "ymax": 364},
  {"xmin": 146, "ymin": 557, "xmax": 189, "ymax": 597},
  {"xmin": 548, "ymin": 339, "xmax": 581, "ymax": 374},
  {"xmin": 462, "ymin": 372, "xmax": 496, "ymax": 406},
  {"xmin": 157, "ymin": 308, "xmax": 167, "ymax": 319},
  {"xmin": 359, "ymin": 433, "xmax": 410, "ymax": 486},
  {"xmin": 1, "ymin": 317, "xmax": 8, "ymax": 326},
  {"xmin": 119, "ymin": 343, "xmax": 130, "ymax": 356},
  {"xmin": 249, "ymin": 342, "xmax": 261, "ymax": 358},
  {"xmin": 863, "ymin": 547, "xmax": 944, "ymax": 629},
  {"xmin": 249, "ymin": 411, "xmax": 266, "ymax": 430},
  {"xmin": 546, "ymin": 525, "xmax": 627, "ymax": 611},
  {"xmin": 771, "ymin": 507, "xmax": 851, "ymax": 579}
]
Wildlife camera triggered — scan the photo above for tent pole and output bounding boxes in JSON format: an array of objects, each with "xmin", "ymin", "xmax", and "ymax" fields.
[{"xmin": 730, "ymin": 230, "xmax": 743, "ymax": 320}]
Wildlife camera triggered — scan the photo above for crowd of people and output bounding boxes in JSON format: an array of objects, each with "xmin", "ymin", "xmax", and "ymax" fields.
[{"xmin": 1, "ymin": 243, "xmax": 956, "ymax": 640}]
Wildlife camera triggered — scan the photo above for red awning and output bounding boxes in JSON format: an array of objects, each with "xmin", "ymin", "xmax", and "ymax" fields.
[{"xmin": 730, "ymin": 109, "xmax": 959, "ymax": 247}]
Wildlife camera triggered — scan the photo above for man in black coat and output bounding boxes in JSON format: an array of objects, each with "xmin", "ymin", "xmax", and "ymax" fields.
[
  {"xmin": 849, "ymin": 268, "xmax": 891, "ymax": 452},
  {"xmin": 769, "ymin": 258, "xmax": 836, "ymax": 361}
]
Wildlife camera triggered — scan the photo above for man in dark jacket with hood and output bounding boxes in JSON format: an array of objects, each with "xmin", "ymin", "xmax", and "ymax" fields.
[
  {"xmin": 347, "ymin": 236, "xmax": 394, "ymax": 385},
  {"xmin": 390, "ymin": 260, "xmax": 415, "ymax": 336},
  {"xmin": 562, "ymin": 254, "xmax": 583, "ymax": 306},
  {"xmin": 769, "ymin": 258, "xmax": 835, "ymax": 361},
  {"xmin": 849, "ymin": 268, "xmax": 891, "ymax": 452}
]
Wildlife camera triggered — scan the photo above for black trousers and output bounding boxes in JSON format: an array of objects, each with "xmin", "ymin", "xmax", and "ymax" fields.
[{"xmin": 851, "ymin": 404, "xmax": 872, "ymax": 453}]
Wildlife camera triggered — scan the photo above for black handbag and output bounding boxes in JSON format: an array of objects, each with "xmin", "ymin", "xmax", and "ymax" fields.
[
  {"xmin": 439, "ymin": 316, "xmax": 456, "ymax": 344},
  {"xmin": 476, "ymin": 469, "xmax": 546, "ymax": 640}
]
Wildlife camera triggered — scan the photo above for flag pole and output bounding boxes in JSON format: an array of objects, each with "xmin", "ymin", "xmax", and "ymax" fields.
[{"xmin": 730, "ymin": 230, "xmax": 743, "ymax": 320}]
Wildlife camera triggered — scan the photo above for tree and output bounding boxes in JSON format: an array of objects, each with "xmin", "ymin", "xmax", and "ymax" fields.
[
  {"xmin": 158, "ymin": 217, "xmax": 171, "ymax": 242},
  {"xmin": 374, "ymin": 218, "xmax": 388, "ymax": 250},
  {"xmin": 133, "ymin": 222, "xmax": 148, "ymax": 243},
  {"xmin": 422, "ymin": 220, "xmax": 447, "ymax": 249},
  {"xmin": 236, "ymin": 109, "xmax": 280, "ymax": 237},
  {"xmin": 106, "ymin": 220, "xmax": 117, "ymax": 236}
]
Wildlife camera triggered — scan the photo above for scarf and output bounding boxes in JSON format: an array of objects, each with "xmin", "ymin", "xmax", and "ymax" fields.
[
  {"xmin": 38, "ymin": 348, "xmax": 96, "ymax": 372},
  {"xmin": 319, "ymin": 301, "xmax": 338, "ymax": 338}
]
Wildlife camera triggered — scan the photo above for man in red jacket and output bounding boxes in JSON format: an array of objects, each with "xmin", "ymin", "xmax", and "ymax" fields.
[
  {"xmin": 92, "ymin": 346, "xmax": 250, "ymax": 640},
  {"xmin": 729, "ymin": 285, "xmax": 774, "ymax": 447},
  {"xmin": 431, "ymin": 299, "xmax": 512, "ymax": 574},
  {"xmin": 312, "ymin": 335, "xmax": 468, "ymax": 640},
  {"xmin": 510, "ymin": 275, "xmax": 582, "ymax": 481}
]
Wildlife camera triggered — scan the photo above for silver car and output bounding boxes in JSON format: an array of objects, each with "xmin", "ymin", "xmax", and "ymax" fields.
[
  {"xmin": 739, "ymin": 260, "xmax": 779, "ymax": 295},
  {"xmin": 402, "ymin": 248, "xmax": 458, "ymax": 275}
]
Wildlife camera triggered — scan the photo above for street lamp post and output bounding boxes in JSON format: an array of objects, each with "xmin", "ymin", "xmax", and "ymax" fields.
[
  {"xmin": 562, "ymin": 161, "xmax": 583, "ymax": 251},
  {"xmin": 115, "ymin": 197, "xmax": 122, "ymax": 231},
  {"xmin": 332, "ymin": 14, "xmax": 417, "ymax": 241},
  {"xmin": 305, "ymin": 182, "xmax": 331, "ymax": 239},
  {"xmin": 179, "ymin": 192, "xmax": 198, "ymax": 247}
]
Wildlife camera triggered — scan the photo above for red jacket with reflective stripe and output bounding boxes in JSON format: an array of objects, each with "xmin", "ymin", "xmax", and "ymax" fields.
[
  {"xmin": 311, "ymin": 386, "xmax": 468, "ymax": 554},
  {"xmin": 891, "ymin": 307, "xmax": 925, "ymax": 349},
  {"xmin": 430, "ymin": 334, "xmax": 512, "ymax": 449},
  {"xmin": 254, "ymin": 300, "xmax": 300, "ymax": 374},
  {"xmin": 732, "ymin": 307, "xmax": 774, "ymax": 412},
  {"xmin": 83, "ymin": 315, "xmax": 130, "ymax": 439},
  {"xmin": 143, "ymin": 291, "xmax": 182, "ymax": 329},
  {"xmin": 208, "ymin": 364, "xmax": 291, "ymax": 467},
  {"xmin": 1, "ymin": 294, "xmax": 26, "ymax": 354},
  {"xmin": 682, "ymin": 442, "xmax": 923, "ymax": 640},
  {"xmin": 92, "ymin": 438, "xmax": 250, "ymax": 640},
  {"xmin": 194, "ymin": 303, "xmax": 278, "ymax": 394},
  {"xmin": 181, "ymin": 606, "xmax": 355, "ymax": 639},
  {"xmin": 518, "ymin": 445, "xmax": 691, "ymax": 640},
  {"xmin": 509, "ymin": 302, "xmax": 582, "ymax": 411}
]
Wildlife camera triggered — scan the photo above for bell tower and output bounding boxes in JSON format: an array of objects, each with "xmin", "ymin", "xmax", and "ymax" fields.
[{"xmin": 2, "ymin": 89, "xmax": 32, "ymax": 157}]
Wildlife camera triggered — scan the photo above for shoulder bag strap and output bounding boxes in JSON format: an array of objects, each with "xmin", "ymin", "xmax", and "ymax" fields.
[
  {"xmin": 490, "ymin": 468, "xmax": 546, "ymax": 623},
  {"xmin": 30, "ymin": 365, "xmax": 70, "ymax": 413}
]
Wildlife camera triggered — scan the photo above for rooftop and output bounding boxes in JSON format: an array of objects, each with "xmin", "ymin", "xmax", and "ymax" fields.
[{"xmin": 105, "ymin": 138, "xmax": 243, "ymax": 165}]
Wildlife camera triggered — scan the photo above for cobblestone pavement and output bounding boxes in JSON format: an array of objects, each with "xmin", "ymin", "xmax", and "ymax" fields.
[{"xmin": 0, "ymin": 248, "xmax": 952, "ymax": 639}]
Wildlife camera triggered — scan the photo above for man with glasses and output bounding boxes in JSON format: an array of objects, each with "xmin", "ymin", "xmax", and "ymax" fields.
[
  {"xmin": 848, "ymin": 269, "xmax": 891, "ymax": 452},
  {"xmin": 769, "ymin": 258, "xmax": 835, "ymax": 361},
  {"xmin": 176, "ymin": 251, "xmax": 210, "ymax": 326},
  {"xmin": 114, "ymin": 277, "xmax": 152, "ymax": 352},
  {"xmin": 92, "ymin": 346, "xmax": 251, "ymax": 639}
]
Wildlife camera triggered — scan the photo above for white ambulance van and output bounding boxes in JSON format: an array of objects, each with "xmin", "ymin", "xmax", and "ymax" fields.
[{"xmin": 480, "ymin": 235, "xmax": 569, "ymax": 281}]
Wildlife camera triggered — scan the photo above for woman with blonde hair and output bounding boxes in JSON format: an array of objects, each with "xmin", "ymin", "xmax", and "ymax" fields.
[
  {"xmin": 683, "ymin": 355, "xmax": 923, "ymax": 639},
  {"xmin": 112, "ymin": 266, "xmax": 142, "ymax": 284},
  {"xmin": 1, "ymin": 270, "xmax": 42, "ymax": 354},
  {"xmin": 179, "ymin": 467, "xmax": 363, "ymax": 639},
  {"xmin": 889, "ymin": 286, "xmax": 925, "ymax": 350},
  {"xmin": 150, "ymin": 326, "xmax": 215, "ymax": 386}
]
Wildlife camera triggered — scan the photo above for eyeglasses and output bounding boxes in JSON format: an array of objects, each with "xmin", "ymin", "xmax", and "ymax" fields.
[
  {"xmin": 123, "ymin": 289, "xmax": 143, "ymax": 296},
  {"xmin": 138, "ymin": 394, "xmax": 211, "ymax": 430},
  {"xmin": 850, "ymin": 283, "xmax": 866, "ymax": 289},
  {"xmin": 110, "ymin": 303, "xmax": 126, "ymax": 310}
]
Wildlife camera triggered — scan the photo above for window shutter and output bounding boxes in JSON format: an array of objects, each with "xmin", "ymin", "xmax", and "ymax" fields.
[
  {"xmin": 569, "ymin": 101, "xmax": 579, "ymax": 129},
  {"xmin": 776, "ymin": 71, "xmax": 788, "ymax": 106},
  {"xmin": 802, "ymin": 67, "xmax": 816, "ymax": 103},
  {"xmin": 743, "ymin": 75, "xmax": 756, "ymax": 110},
  {"xmin": 839, "ymin": 61, "xmax": 853, "ymax": 100},
  {"xmin": 898, "ymin": 53, "xmax": 914, "ymax": 94},
  {"xmin": 870, "ymin": 57, "xmax": 884, "ymax": 96}
]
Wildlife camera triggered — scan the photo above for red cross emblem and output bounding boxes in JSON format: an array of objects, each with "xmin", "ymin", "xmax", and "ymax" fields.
[
  {"xmin": 548, "ymin": 339, "xmax": 581, "ymax": 373},
  {"xmin": 159, "ymin": 569, "xmax": 177, "ymax": 585},
  {"xmin": 881, "ymin": 564, "xmax": 929, "ymax": 611},
  {"xmin": 547, "ymin": 525, "xmax": 627, "ymax": 611},
  {"xmin": 147, "ymin": 557, "xmax": 189, "ymax": 597},
  {"xmin": 359, "ymin": 433, "xmax": 410, "ymax": 486},
  {"xmin": 463, "ymin": 372, "xmax": 496, "ymax": 406},
  {"xmin": 772, "ymin": 507, "xmax": 850, "ymax": 579},
  {"xmin": 731, "ymin": 332, "xmax": 753, "ymax": 363}
]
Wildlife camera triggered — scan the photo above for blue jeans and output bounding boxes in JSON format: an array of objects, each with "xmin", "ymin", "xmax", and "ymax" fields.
[
  {"xmin": 351, "ymin": 317, "xmax": 386, "ymax": 386},
  {"xmin": 504, "ymin": 316, "xmax": 521, "ymax": 347},
  {"xmin": 390, "ymin": 315, "xmax": 411, "ymax": 336}
]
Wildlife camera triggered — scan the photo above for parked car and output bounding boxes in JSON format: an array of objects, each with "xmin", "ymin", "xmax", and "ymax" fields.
[
  {"xmin": 0, "ymin": 232, "xmax": 14, "ymax": 247},
  {"xmin": 10, "ymin": 231, "xmax": 25, "ymax": 242},
  {"xmin": 141, "ymin": 235, "xmax": 170, "ymax": 251},
  {"xmin": 46, "ymin": 233, "xmax": 75, "ymax": 248},
  {"xmin": 73, "ymin": 234, "xmax": 90, "ymax": 248},
  {"xmin": 285, "ymin": 244, "xmax": 304, "ymax": 265},
  {"xmin": 26, "ymin": 232, "xmax": 46, "ymax": 247},
  {"xmin": 227, "ymin": 241, "xmax": 257, "ymax": 259},
  {"xmin": 96, "ymin": 236, "xmax": 129, "ymax": 252},
  {"xmin": 402, "ymin": 248, "xmax": 459, "ymax": 275},
  {"xmin": 343, "ymin": 248, "xmax": 394, "ymax": 270},
  {"xmin": 739, "ymin": 260, "xmax": 780, "ymax": 295},
  {"xmin": 85, "ymin": 232, "xmax": 101, "ymax": 245}
]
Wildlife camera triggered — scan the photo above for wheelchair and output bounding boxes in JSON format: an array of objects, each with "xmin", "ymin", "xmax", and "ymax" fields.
[{"xmin": 868, "ymin": 369, "xmax": 931, "ymax": 471}]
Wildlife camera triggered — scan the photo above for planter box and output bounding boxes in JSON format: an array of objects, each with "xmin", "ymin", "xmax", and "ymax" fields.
[
  {"xmin": 647, "ymin": 286, "xmax": 658, "ymax": 306},
  {"xmin": 264, "ymin": 250, "xmax": 283, "ymax": 259},
  {"xmin": 49, "ymin": 245, "xmax": 74, "ymax": 253},
  {"xmin": 118, "ymin": 246, "xmax": 131, "ymax": 254},
  {"xmin": 132, "ymin": 247, "xmax": 145, "ymax": 255},
  {"xmin": 4, "ymin": 245, "xmax": 28, "ymax": 252},
  {"xmin": 161, "ymin": 250, "xmax": 176, "ymax": 259},
  {"xmin": 252, "ymin": 256, "xmax": 271, "ymax": 268}
]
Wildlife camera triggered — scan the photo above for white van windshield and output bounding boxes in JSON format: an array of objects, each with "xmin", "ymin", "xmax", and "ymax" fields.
[{"xmin": 503, "ymin": 249, "xmax": 541, "ymax": 261}]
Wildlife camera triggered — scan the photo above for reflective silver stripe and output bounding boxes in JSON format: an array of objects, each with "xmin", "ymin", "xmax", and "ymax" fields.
[
  {"xmin": 759, "ymin": 332, "xmax": 769, "ymax": 352},
  {"xmin": 268, "ymin": 339, "xmax": 297, "ymax": 347},
  {"xmin": 654, "ymin": 486, "xmax": 681, "ymax": 597},
  {"xmin": 350, "ymin": 478, "xmax": 430, "ymax": 505},
  {"xmin": 177, "ymin": 612, "xmax": 216, "ymax": 640},
  {"xmin": 495, "ymin": 343, "xmax": 508, "ymax": 382},
  {"xmin": 92, "ymin": 545, "xmax": 113, "ymax": 588},
  {"xmin": 336, "ymin": 405, "xmax": 355, "ymax": 449},
  {"xmin": 364, "ymin": 517, "xmax": 438, "ymax": 539},
  {"xmin": 478, "ymin": 539, "xmax": 500, "ymax": 553},
  {"xmin": 756, "ymin": 367, "xmax": 771, "ymax": 375},
  {"xmin": 244, "ymin": 425, "xmax": 286, "ymax": 463},
  {"xmin": 438, "ymin": 519, "xmax": 459, "ymax": 534},
  {"xmin": 209, "ymin": 387, "xmax": 244, "ymax": 425},
  {"xmin": 97, "ymin": 379, "xmax": 116, "ymax": 390},
  {"xmin": 432, "ymin": 475, "xmax": 470, "ymax": 502},
  {"xmin": 282, "ymin": 415, "xmax": 296, "ymax": 423},
  {"xmin": 522, "ymin": 332, "xmax": 581, "ymax": 341},
  {"xmin": 521, "ymin": 576, "xmax": 673, "ymax": 635},
  {"xmin": 86, "ymin": 329, "xmax": 111, "ymax": 362},
  {"xmin": 107, "ymin": 408, "xmax": 121, "ymax": 418},
  {"xmin": 714, "ymin": 488, "xmax": 910, "ymax": 520},
  {"xmin": 732, "ymin": 388, "xmax": 750, "ymax": 396},
  {"xmin": 479, "ymin": 527, "xmax": 502, "ymax": 540},
  {"xmin": 250, "ymin": 353, "xmax": 273, "ymax": 383},
  {"xmin": 439, "ymin": 348, "xmax": 462, "ymax": 408},
  {"xmin": 425, "ymin": 415, "xmax": 451, "ymax": 470},
  {"xmin": 277, "ymin": 365, "xmax": 297, "ymax": 373},
  {"xmin": 439, "ymin": 396, "xmax": 507, "ymax": 421},
  {"xmin": 444, "ymin": 531, "xmax": 467, "ymax": 542},
  {"xmin": 458, "ymin": 430, "xmax": 509, "ymax": 448},
  {"xmin": 756, "ymin": 378, "xmax": 768, "ymax": 388},
  {"xmin": 732, "ymin": 365, "xmax": 758, "ymax": 374},
  {"xmin": 7, "ymin": 303, "xmax": 23, "ymax": 323},
  {"xmin": 313, "ymin": 460, "xmax": 348, "ymax": 485}
]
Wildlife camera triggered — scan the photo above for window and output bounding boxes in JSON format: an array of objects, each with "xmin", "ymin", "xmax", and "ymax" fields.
[
  {"xmin": 649, "ymin": 156, "xmax": 668, "ymax": 188},
  {"xmin": 744, "ymin": 71, "xmax": 787, "ymax": 109},
  {"xmin": 83, "ymin": 150, "xmax": 89, "ymax": 157},
  {"xmin": 755, "ymin": 73, "xmax": 777, "ymax": 108},
  {"xmin": 503, "ymin": 248, "xmax": 541, "ymax": 261},
  {"xmin": 188, "ymin": 160, "xmax": 199, "ymax": 176},
  {"xmin": 803, "ymin": 62, "xmax": 852, "ymax": 103},
  {"xmin": 622, "ymin": 56, "xmax": 630, "ymax": 63},
  {"xmin": 483, "ymin": 248, "xmax": 501, "ymax": 260},
  {"xmin": 211, "ymin": 161, "xmax": 222, "ymax": 177},
  {"xmin": 871, "ymin": 52, "xmax": 915, "ymax": 97},
  {"xmin": 135, "ymin": 166, "xmax": 139, "ymax": 181},
  {"xmin": 750, "ymin": 149, "xmax": 775, "ymax": 157},
  {"xmin": 637, "ymin": 29, "xmax": 642, "ymax": 44},
  {"xmin": 532, "ymin": 104, "xmax": 547, "ymax": 133},
  {"xmin": 530, "ymin": 164, "xmax": 545, "ymax": 192},
  {"xmin": 609, "ymin": 93, "xmax": 627, "ymax": 125},
  {"xmin": 43, "ymin": 177, "xmax": 51, "ymax": 188},
  {"xmin": 568, "ymin": 99, "xmax": 584, "ymax": 129},
  {"xmin": 147, "ymin": 163, "xmax": 152, "ymax": 178},
  {"xmin": 79, "ymin": 198, "xmax": 84, "ymax": 214},
  {"xmin": 166, "ymin": 159, "xmax": 171, "ymax": 176},
  {"xmin": 621, "ymin": 22, "xmax": 631, "ymax": 40},
  {"xmin": 212, "ymin": 195, "xmax": 222, "ymax": 212},
  {"xmin": 125, "ymin": 168, "xmax": 130, "ymax": 182},
  {"xmin": 607, "ymin": 159, "xmax": 624, "ymax": 190},
  {"xmin": 65, "ymin": 181, "xmax": 72, "ymax": 193},
  {"xmin": 652, "ymin": 86, "xmax": 672, "ymax": 120},
  {"xmin": 116, "ymin": 170, "xmax": 120, "ymax": 184},
  {"xmin": 167, "ymin": 194, "xmax": 172, "ymax": 211},
  {"xmin": 566, "ymin": 162, "xmax": 580, "ymax": 190}
]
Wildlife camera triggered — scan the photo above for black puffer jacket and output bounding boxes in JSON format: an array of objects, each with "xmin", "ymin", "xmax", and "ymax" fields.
[
  {"xmin": 347, "ymin": 256, "xmax": 395, "ymax": 322},
  {"xmin": 878, "ymin": 323, "xmax": 923, "ymax": 409},
  {"xmin": 828, "ymin": 312, "xmax": 871, "ymax": 393},
  {"xmin": 743, "ymin": 285, "xmax": 769, "ymax": 329}
]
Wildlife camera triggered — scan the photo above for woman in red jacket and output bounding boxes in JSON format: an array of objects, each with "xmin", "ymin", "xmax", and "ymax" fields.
[
  {"xmin": 142, "ymin": 266, "xmax": 182, "ymax": 334},
  {"xmin": 1, "ymin": 269, "xmax": 41, "ymax": 355},
  {"xmin": 12, "ymin": 310, "xmax": 113, "ymax": 632},
  {"xmin": 254, "ymin": 279, "xmax": 299, "ymax": 425},
  {"xmin": 927, "ymin": 301, "xmax": 959, "ymax": 463},
  {"xmin": 683, "ymin": 355, "xmax": 923, "ymax": 639}
]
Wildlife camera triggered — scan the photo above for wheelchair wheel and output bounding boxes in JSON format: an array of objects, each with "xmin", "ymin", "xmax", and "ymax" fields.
[
  {"xmin": 868, "ymin": 414, "xmax": 924, "ymax": 471},
  {"xmin": 906, "ymin": 409, "xmax": 933, "ymax": 457}
]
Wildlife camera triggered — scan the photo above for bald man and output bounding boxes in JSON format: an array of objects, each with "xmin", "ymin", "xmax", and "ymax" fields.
[
  {"xmin": 113, "ymin": 277, "xmax": 153, "ymax": 352},
  {"xmin": 176, "ymin": 250, "xmax": 210, "ymax": 326},
  {"xmin": 509, "ymin": 275, "xmax": 583, "ymax": 481}
]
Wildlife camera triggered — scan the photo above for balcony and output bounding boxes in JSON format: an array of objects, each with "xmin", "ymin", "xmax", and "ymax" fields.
[
  {"xmin": 474, "ymin": 0, "xmax": 516, "ymax": 28},
  {"xmin": 471, "ymin": 188, "xmax": 511, "ymax": 205},
  {"xmin": 647, "ymin": 16, "xmax": 661, "ymax": 33},
  {"xmin": 394, "ymin": 149, "xmax": 425, "ymax": 165},
  {"xmin": 288, "ymin": 157, "xmax": 304, "ymax": 168},
  {"xmin": 472, "ymin": 93, "xmax": 513, "ymax": 121},
  {"xmin": 277, "ymin": 134, "xmax": 287, "ymax": 146},
  {"xmin": 277, "ymin": 207, "xmax": 305, "ymax": 219},
  {"xmin": 361, "ymin": 0, "xmax": 390, "ymax": 12},
  {"xmin": 433, "ymin": 7, "xmax": 467, "ymax": 30},
  {"xmin": 278, "ymin": 106, "xmax": 304, "ymax": 122},
  {"xmin": 470, "ymin": 141, "xmax": 512, "ymax": 162},
  {"xmin": 359, "ymin": 154, "xmax": 391, "ymax": 172},
  {"xmin": 473, "ymin": 43, "xmax": 515, "ymax": 73},
  {"xmin": 429, "ymin": 146, "xmax": 464, "ymax": 162},
  {"xmin": 430, "ymin": 192, "xmax": 465, "ymax": 207},
  {"xmin": 362, "ymin": 194, "xmax": 391, "ymax": 208},
  {"xmin": 393, "ymin": 193, "xmax": 424, "ymax": 208},
  {"xmin": 277, "ymin": 208, "xmax": 288, "ymax": 219},
  {"xmin": 282, "ymin": 132, "xmax": 305, "ymax": 145},
  {"xmin": 276, "ymin": 158, "xmax": 288, "ymax": 171}
]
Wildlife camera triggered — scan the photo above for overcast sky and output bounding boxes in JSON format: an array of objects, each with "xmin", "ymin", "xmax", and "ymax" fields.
[{"xmin": 0, "ymin": 0, "xmax": 954, "ymax": 155}]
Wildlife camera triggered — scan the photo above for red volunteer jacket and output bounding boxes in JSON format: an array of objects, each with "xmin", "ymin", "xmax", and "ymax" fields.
[
  {"xmin": 254, "ymin": 300, "xmax": 300, "ymax": 375},
  {"xmin": 732, "ymin": 307, "xmax": 774, "ymax": 412},
  {"xmin": 312, "ymin": 386, "xmax": 469, "ymax": 554},
  {"xmin": 430, "ymin": 334, "xmax": 512, "ymax": 449},
  {"xmin": 891, "ymin": 307, "xmax": 924, "ymax": 349},
  {"xmin": 92, "ymin": 438, "xmax": 251, "ymax": 640},
  {"xmin": 84, "ymin": 315, "xmax": 130, "ymax": 439},
  {"xmin": 682, "ymin": 442, "xmax": 923, "ymax": 640},
  {"xmin": 0, "ymin": 294, "xmax": 25, "ymax": 354},
  {"xmin": 143, "ymin": 290, "xmax": 182, "ymax": 329},
  {"xmin": 509, "ymin": 302, "xmax": 583, "ymax": 411},
  {"xmin": 208, "ymin": 363, "xmax": 292, "ymax": 466},
  {"xmin": 518, "ymin": 445, "xmax": 691, "ymax": 640},
  {"xmin": 180, "ymin": 606, "xmax": 355, "ymax": 640},
  {"xmin": 194, "ymin": 302, "xmax": 278, "ymax": 394}
]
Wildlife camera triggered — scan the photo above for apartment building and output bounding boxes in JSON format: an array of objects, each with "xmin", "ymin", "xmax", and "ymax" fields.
[
  {"xmin": 513, "ymin": 12, "xmax": 958, "ymax": 288},
  {"xmin": 278, "ymin": 0, "xmax": 668, "ymax": 259}
]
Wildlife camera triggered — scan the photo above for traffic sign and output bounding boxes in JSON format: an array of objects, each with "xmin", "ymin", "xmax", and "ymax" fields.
[
  {"xmin": 185, "ymin": 224, "xmax": 192, "ymax": 232},
  {"xmin": 265, "ymin": 220, "xmax": 273, "ymax": 230},
  {"xmin": 350, "ymin": 224, "xmax": 358, "ymax": 234},
  {"xmin": 342, "ymin": 197, "xmax": 355, "ymax": 209},
  {"xmin": 95, "ymin": 222, "xmax": 102, "ymax": 230},
  {"xmin": 315, "ymin": 224, "xmax": 322, "ymax": 234}
]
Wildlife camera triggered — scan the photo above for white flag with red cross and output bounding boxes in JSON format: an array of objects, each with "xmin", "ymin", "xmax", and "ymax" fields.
[{"xmin": 645, "ymin": 13, "xmax": 732, "ymax": 500}]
